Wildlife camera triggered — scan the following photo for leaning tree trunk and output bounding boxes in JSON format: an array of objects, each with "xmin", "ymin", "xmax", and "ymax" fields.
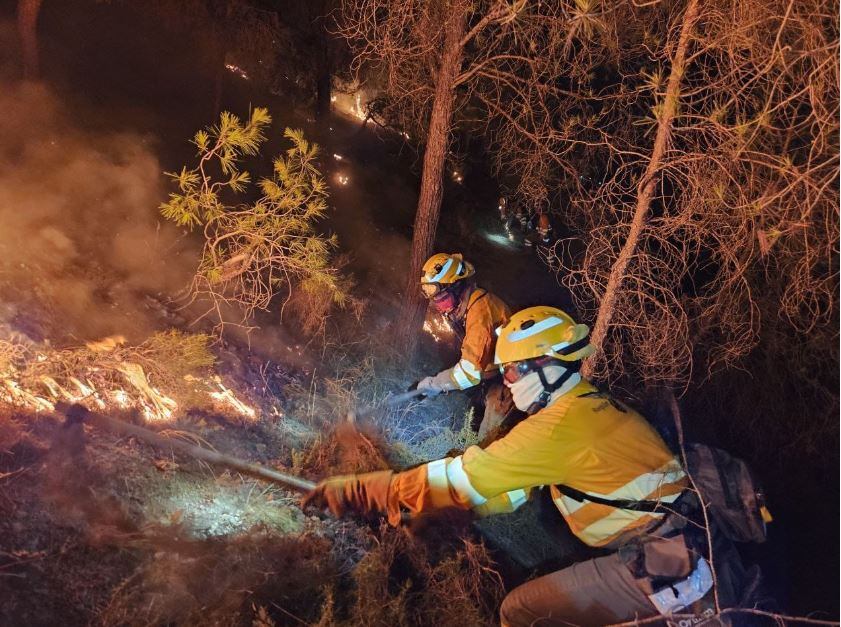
[
  {"xmin": 582, "ymin": 0, "xmax": 700, "ymax": 378},
  {"xmin": 396, "ymin": 1, "xmax": 467, "ymax": 351},
  {"xmin": 210, "ymin": 38, "xmax": 226, "ymax": 118},
  {"xmin": 315, "ymin": 38, "xmax": 332, "ymax": 120},
  {"xmin": 17, "ymin": 0, "xmax": 43, "ymax": 79}
]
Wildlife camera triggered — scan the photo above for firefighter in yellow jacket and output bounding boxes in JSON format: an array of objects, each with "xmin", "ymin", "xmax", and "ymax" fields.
[
  {"xmin": 304, "ymin": 306, "xmax": 708, "ymax": 625},
  {"xmin": 415, "ymin": 252, "xmax": 514, "ymax": 439}
]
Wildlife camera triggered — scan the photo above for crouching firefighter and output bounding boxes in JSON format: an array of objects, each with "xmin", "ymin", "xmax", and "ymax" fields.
[
  {"xmin": 415, "ymin": 252, "xmax": 517, "ymax": 440},
  {"xmin": 304, "ymin": 307, "xmax": 716, "ymax": 626}
]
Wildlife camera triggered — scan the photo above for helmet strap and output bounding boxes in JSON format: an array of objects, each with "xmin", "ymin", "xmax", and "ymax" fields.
[
  {"xmin": 527, "ymin": 361, "xmax": 579, "ymax": 414},
  {"xmin": 556, "ymin": 337, "xmax": 591, "ymax": 359},
  {"xmin": 444, "ymin": 281, "xmax": 473, "ymax": 321}
]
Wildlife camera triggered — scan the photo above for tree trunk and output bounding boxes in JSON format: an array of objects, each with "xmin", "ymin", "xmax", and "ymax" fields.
[
  {"xmin": 210, "ymin": 39, "xmax": 226, "ymax": 118},
  {"xmin": 212, "ymin": 66, "xmax": 224, "ymax": 118},
  {"xmin": 315, "ymin": 41, "xmax": 332, "ymax": 120},
  {"xmin": 396, "ymin": 1, "xmax": 467, "ymax": 351},
  {"xmin": 17, "ymin": 0, "xmax": 43, "ymax": 79},
  {"xmin": 582, "ymin": 0, "xmax": 700, "ymax": 378}
]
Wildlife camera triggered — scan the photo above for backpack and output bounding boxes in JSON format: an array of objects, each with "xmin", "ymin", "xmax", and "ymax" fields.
[
  {"xmin": 555, "ymin": 443, "xmax": 771, "ymax": 544},
  {"xmin": 683, "ymin": 443, "xmax": 771, "ymax": 544}
]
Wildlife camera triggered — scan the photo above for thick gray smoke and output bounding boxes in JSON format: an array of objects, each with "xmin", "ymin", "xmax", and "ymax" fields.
[{"xmin": 0, "ymin": 81, "xmax": 195, "ymax": 343}]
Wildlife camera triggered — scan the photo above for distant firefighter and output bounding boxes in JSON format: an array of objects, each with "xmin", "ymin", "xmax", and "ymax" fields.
[
  {"xmin": 498, "ymin": 197, "xmax": 517, "ymax": 240},
  {"xmin": 414, "ymin": 252, "xmax": 517, "ymax": 440}
]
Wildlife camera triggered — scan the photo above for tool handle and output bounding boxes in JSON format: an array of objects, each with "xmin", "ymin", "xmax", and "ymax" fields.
[
  {"xmin": 384, "ymin": 387, "xmax": 428, "ymax": 407},
  {"xmin": 349, "ymin": 387, "xmax": 427, "ymax": 421},
  {"xmin": 56, "ymin": 402, "xmax": 316, "ymax": 492}
]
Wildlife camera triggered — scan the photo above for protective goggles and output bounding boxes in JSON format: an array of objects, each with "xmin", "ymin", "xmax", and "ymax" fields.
[
  {"xmin": 499, "ymin": 356, "xmax": 555, "ymax": 384},
  {"xmin": 499, "ymin": 360, "xmax": 538, "ymax": 384}
]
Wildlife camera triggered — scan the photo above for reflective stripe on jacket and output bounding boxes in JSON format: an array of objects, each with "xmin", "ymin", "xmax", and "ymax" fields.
[
  {"xmin": 449, "ymin": 288, "xmax": 510, "ymax": 390},
  {"xmin": 384, "ymin": 380, "xmax": 687, "ymax": 548}
]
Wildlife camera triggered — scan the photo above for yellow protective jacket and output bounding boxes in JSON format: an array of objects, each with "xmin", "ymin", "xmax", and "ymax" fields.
[
  {"xmin": 383, "ymin": 379, "xmax": 687, "ymax": 548},
  {"xmin": 446, "ymin": 287, "xmax": 510, "ymax": 389}
]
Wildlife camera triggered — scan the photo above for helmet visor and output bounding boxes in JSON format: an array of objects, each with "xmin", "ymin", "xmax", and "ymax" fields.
[{"xmin": 421, "ymin": 283, "xmax": 441, "ymax": 299}]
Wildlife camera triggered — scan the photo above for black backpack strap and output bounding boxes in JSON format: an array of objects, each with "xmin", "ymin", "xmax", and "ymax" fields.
[
  {"xmin": 554, "ymin": 483, "xmax": 691, "ymax": 517},
  {"xmin": 465, "ymin": 288, "xmax": 488, "ymax": 314}
]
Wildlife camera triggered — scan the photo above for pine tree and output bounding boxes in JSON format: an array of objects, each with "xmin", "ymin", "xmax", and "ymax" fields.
[{"xmin": 160, "ymin": 108, "xmax": 349, "ymax": 333}]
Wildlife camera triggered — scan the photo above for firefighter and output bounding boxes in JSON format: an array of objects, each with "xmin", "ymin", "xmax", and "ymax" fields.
[
  {"xmin": 537, "ymin": 211, "xmax": 553, "ymax": 244},
  {"xmin": 498, "ymin": 197, "xmax": 516, "ymax": 240},
  {"xmin": 415, "ymin": 252, "xmax": 516, "ymax": 440},
  {"xmin": 305, "ymin": 306, "xmax": 709, "ymax": 626}
]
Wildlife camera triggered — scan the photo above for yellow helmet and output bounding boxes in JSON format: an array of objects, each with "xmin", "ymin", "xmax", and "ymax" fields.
[
  {"xmin": 420, "ymin": 253, "xmax": 475, "ymax": 298},
  {"xmin": 494, "ymin": 306, "xmax": 594, "ymax": 365}
]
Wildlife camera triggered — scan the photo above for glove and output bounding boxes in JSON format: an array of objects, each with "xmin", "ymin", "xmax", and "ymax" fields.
[
  {"xmin": 301, "ymin": 470, "xmax": 394, "ymax": 518},
  {"xmin": 416, "ymin": 369, "xmax": 457, "ymax": 397}
]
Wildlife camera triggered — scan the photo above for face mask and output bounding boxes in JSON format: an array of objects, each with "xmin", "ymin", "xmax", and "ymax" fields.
[
  {"xmin": 507, "ymin": 365, "xmax": 580, "ymax": 412},
  {"xmin": 431, "ymin": 290, "xmax": 456, "ymax": 313}
]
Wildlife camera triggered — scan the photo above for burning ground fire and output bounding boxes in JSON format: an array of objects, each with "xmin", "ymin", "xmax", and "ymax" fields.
[
  {"xmin": 423, "ymin": 315, "xmax": 454, "ymax": 343},
  {"xmin": 225, "ymin": 63, "xmax": 249, "ymax": 80},
  {"xmin": 0, "ymin": 334, "xmax": 257, "ymax": 423}
]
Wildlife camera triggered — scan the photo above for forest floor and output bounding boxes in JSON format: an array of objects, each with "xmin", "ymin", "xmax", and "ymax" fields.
[{"xmin": 0, "ymin": 295, "xmax": 592, "ymax": 626}]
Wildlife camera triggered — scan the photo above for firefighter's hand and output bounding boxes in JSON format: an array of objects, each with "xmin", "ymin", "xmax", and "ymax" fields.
[
  {"xmin": 301, "ymin": 471, "xmax": 393, "ymax": 518},
  {"xmin": 417, "ymin": 369, "xmax": 456, "ymax": 397},
  {"xmin": 416, "ymin": 376, "xmax": 442, "ymax": 397}
]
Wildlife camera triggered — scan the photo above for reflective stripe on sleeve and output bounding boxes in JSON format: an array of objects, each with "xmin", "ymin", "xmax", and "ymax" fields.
[
  {"xmin": 459, "ymin": 358, "xmax": 481, "ymax": 379},
  {"xmin": 446, "ymin": 456, "xmax": 487, "ymax": 506},
  {"xmin": 506, "ymin": 489, "xmax": 528, "ymax": 511},
  {"xmin": 426, "ymin": 458, "xmax": 454, "ymax": 508},
  {"xmin": 452, "ymin": 363, "xmax": 472, "ymax": 388},
  {"xmin": 452, "ymin": 359, "xmax": 480, "ymax": 389}
]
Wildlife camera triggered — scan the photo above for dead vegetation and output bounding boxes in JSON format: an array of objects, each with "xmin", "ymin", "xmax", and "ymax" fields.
[
  {"xmin": 0, "ymin": 327, "xmax": 505, "ymax": 627},
  {"xmin": 0, "ymin": 417, "xmax": 504, "ymax": 627},
  {"xmin": 99, "ymin": 532, "xmax": 337, "ymax": 626},
  {"xmin": 318, "ymin": 524, "xmax": 503, "ymax": 627}
]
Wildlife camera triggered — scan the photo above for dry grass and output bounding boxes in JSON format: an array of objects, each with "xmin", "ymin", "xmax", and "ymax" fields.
[
  {"xmin": 99, "ymin": 532, "xmax": 336, "ymax": 626},
  {"xmin": 293, "ymin": 422, "xmax": 391, "ymax": 478},
  {"xmin": 318, "ymin": 524, "xmax": 503, "ymax": 627}
]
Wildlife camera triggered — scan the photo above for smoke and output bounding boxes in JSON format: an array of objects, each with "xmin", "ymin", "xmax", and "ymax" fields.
[{"xmin": 0, "ymin": 81, "xmax": 195, "ymax": 343}]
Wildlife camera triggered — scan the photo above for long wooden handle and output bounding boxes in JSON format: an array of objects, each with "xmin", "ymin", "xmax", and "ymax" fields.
[{"xmin": 56, "ymin": 402, "xmax": 316, "ymax": 492}]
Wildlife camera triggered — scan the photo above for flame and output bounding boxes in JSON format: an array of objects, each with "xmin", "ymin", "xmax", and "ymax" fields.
[
  {"xmin": 2, "ymin": 379, "xmax": 54, "ymax": 412},
  {"xmin": 225, "ymin": 63, "xmax": 249, "ymax": 80},
  {"xmin": 117, "ymin": 363, "xmax": 177, "ymax": 422},
  {"xmin": 208, "ymin": 376, "xmax": 256, "ymax": 420},
  {"xmin": 352, "ymin": 93, "xmax": 366, "ymax": 120},
  {"xmin": 2, "ymin": 338, "xmax": 258, "ymax": 424},
  {"xmin": 423, "ymin": 316, "xmax": 454, "ymax": 343},
  {"xmin": 111, "ymin": 389, "xmax": 131, "ymax": 408}
]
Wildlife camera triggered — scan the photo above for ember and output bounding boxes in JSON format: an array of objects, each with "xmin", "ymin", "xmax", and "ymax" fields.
[{"xmin": 224, "ymin": 63, "xmax": 249, "ymax": 80}]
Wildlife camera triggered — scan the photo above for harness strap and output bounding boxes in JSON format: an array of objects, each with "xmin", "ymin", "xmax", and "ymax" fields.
[
  {"xmin": 445, "ymin": 287, "xmax": 487, "ymax": 336},
  {"xmin": 554, "ymin": 482, "xmax": 692, "ymax": 518}
]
